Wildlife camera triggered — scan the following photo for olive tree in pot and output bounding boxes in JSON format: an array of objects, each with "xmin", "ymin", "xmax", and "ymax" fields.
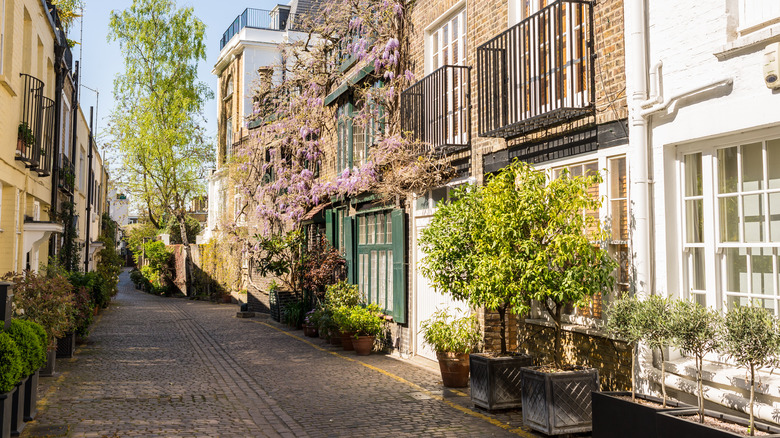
[
  {"xmin": 594, "ymin": 295, "xmax": 691, "ymax": 438},
  {"xmin": 419, "ymin": 165, "xmax": 534, "ymax": 411},
  {"xmin": 0, "ymin": 331, "xmax": 21, "ymax": 438},
  {"xmin": 658, "ymin": 304, "xmax": 780, "ymax": 437},
  {"xmin": 509, "ymin": 164, "xmax": 616, "ymax": 435},
  {"xmin": 420, "ymin": 309, "xmax": 481, "ymax": 388}
]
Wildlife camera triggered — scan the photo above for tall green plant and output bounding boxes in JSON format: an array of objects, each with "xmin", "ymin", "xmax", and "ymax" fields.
[
  {"xmin": 421, "ymin": 309, "xmax": 481, "ymax": 354},
  {"xmin": 636, "ymin": 295, "xmax": 675, "ymax": 407},
  {"xmin": 671, "ymin": 300, "xmax": 721, "ymax": 424},
  {"xmin": 723, "ymin": 305, "xmax": 780, "ymax": 436},
  {"xmin": 7, "ymin": 271, "xmax": 75, "ymax": 348},
  {"xmin": 0, "ymin": 332, "xmax": 21, "ymax": 394},
  {"xmin": 605, "ymin": 294, "xmax": 642, "ymax": 400}
]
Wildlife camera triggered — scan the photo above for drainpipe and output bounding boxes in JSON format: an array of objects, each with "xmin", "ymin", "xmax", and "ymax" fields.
[
  {"xmin": 84, "ymin": 107, "xmax": 93, "ymax": 272},
  {"xmin": 49, "ymin": 30, "xmax": 66, "ymax": 257}
]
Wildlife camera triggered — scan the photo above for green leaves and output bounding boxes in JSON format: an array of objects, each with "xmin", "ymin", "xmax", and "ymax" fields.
[
  {"xmin": 605, "ymin": 294, "xmax": 642, "ymax": 344},
  {"xmin": 723, "ymin": 305, "xmax": 780, "ymax": 372},
  {"xmin": 420, "ymin": 309, "xmax": 481, "ymax": 354},
  {"xmin": 670, "ymin": 299, "xmax": 721, "ymax": 359}
]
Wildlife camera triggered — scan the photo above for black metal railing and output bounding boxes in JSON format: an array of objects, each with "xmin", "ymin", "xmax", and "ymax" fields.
[
  {"xmin": 477, "ymin": 0, "xmax": 594, "ymax": 139},
  {"xmin": 219, "ymin": 8, "xmax": 293, "ymax": 50},
  {"xmin": 37, "ymin": 97, "xmax": 55, "ymax": 177},
  {"xmin": 401, "ymin": 65, "xmax": 472, "ymax": 156},
  {"xmin": 17, "ymin": 73, "xmax": 44, "ymax": 169},
  {"xmin": 59, "ymin": 154, "xmax": 75, "ymax": 194}
]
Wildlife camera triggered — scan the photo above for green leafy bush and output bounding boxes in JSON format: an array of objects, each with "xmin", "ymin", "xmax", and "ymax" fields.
[
  {"xmin": 7, "ymin": 271, "xmax": 75, "ymax": 348},
  {"xmin": 282, "ymin": 300, "xmax": 306, "ymax": 328},
  {"xmin": 317, "ymin": 308, "xmax": 338, "ymax": 338},
  {"xmin": 5, "ymin": 319, "xmax": 44, "ymax": 377},
  {"xmin": 0, "ymin": 331, "xmax": 22, "ymax": 393},
  {"xmin": 605, "ymin": 294, "xmax": 642, "ymax": 399},
  {"xmin": 71, "ymin": 286, "xmax": 95, "ymax": 338},
  {"xmin": 325, "ymin": 281, "xmax": 362, "ymax": 309},
  {"xmin": 420, "ymin": 309, "xmax": 481, "ymax": 354},
  {"xmin": 16, "ymin": 319, "xmax": 47, "ymax": 369},
  {"xmin": 334, "ymin": 304, "xmax": 384, "ymax": 337},
  {"xmin": 141, "ymin": 240, "xmax": 172, "ymax": 294}
]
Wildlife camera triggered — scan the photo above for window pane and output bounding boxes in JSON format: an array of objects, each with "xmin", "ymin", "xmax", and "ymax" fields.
[
  {"xmin": 718, "ymin": 147, "xmax": 738, "ymax": 194},
  {"xmin": 362, "ymin": 254, "xmax": 369, "ymax": 302},
  {"xmin": 752, "ymin": 248, "xmax": 774, "ymax": 296},
  {"xmin": 387, "ymin": 251, "xmax": 393, "ymax": 312},
  {"xmin": 416, "ymin": 193, "xmax": 429, "ymax": 211},
  {"xmin": 610, "ymin": 157, "xmax": 627, "ymax": 198},
  {"xmin": 386, "ymin": 214, "xmax": 392, "ymax": 242},
  {"xmin": 743, "ymin": 194, "xmax": 764, "ymax": 242},
  {"xmin": 692, "ymin": 293, "xmax": 707, "ymax": 308},
  {"xmin": 770, "ymin": 192, "xmax": 780, "ymax": 241},
  {"xmin": 368, "ymin": 214, "xmax": 375, "ymax": 244},
  {"xmin": 378, "ymin": 251, "xmax": 387, "ymax": 309},
  {"xmin": 432, "ymin": 187, "xmax": 447, "ymax": 208},
  {"xmin": 768, "ymin": 139, "xmax": 780, "ymax": 189},
  {"xmin": 359, "ymin": 216, "xmax": 366, "ymax": 245},
  {"xmin": 686, "ymin": 199, "xmax": 704, "ymax": 243},
  {"xmin": 691, "ymin": 247, "xmax": 706, "ymax": 291},
  {"xmin": 377, "ymin": 213, "xmax": 385, "ymax": 244},
  {"xmin": 725, "ymin": 248, "xmax": 748, "ymax": 293},
  {"xmin": 611, "ymin": 199, "xmax": 627, "ymax": 241},
  {"xmin": 719, "ymin": 196, "xmax": 739, "ymax": 242},
  {"xmin": 742, "ymin": 142, "xmax": 764, "ymax": 191},
  {"xmin": 371, "ymin": 250, "xmax": 378, "ymax": 304},
  {"xmin": 684, "ymin": 153, "xmax": 702, "ymax": 197}
]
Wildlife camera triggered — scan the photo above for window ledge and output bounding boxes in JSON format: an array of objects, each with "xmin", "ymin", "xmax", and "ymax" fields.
[
  {"xmin": 665, "ymin": 356, "xmax": 780, "ymax": 399},
  {"xmin": 715, "ymin": 23, "xmax": 780, "ymax": 60},
  {"xmin": 0, "ymin": 74, "xmax": 17, "ymax": 96},
  {"xmin": 523, "ymin": 318, "xmax": 616, "ymax": 340}
]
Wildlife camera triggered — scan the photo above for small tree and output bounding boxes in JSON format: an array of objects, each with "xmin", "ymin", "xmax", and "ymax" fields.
[
  {"xmin": 605, "ymin": 294, "xmax": 642, "ymax": 400},
  {"xmin": 636, "ymin": 295, "xmax": 675, "ymax": 407},
  {"xmin": 723, "ymin": 305, "xmax": 780, "ymax": 436},
  {"xmin": 671, "ymin": 299, "xmax": 721, "ymax": 423}
]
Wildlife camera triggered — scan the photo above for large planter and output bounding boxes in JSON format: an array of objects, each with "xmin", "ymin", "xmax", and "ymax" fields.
[
  {"xmin": 39, "ymin": 349, "xmax": 56, "ymax": 377},
  {"xmin": 352, "ymin": 335, "xmax": 374, "ymax": 356},
  {"xmin": 302, "ymin": 324, "xmax": 318, "ymax": 337},
  {"xmin": 469, "ymin": 352, "xmax": 533, "ymax": 411},
  {"xmin": 1, "ymin": 387, "xmax": 14, "ymax": 438},
  {"xmin": 341, "ymin": 331, "xmax": 355, "ymax": 351},
  {"xmin": 520, "ymin": 366, "xmax": 599, "ymax": 435},
  {"xmin": 657, "ymin": 408, "xmax": 780, "ymax": 438},
  {"xmin": 9, "ymin": 378, "xmax": 26, "ymax": 437},
  {"xmin": 0, "ymin": 282, "xmax": 12, "ymax": 330},
  {"xmin": 56, "ymin": 332, "xmax": 76, "ymax": 358},
  {"xmin": 23, "ymin": 371, "xmax": 38, "ymax": 422},
  {"xmin": 592, "ymin": 391, "xmax": 692, "ymax": 438},
  {"xmin": 329, "ymin": 332, "xmax": 342, "ymax": 346},
  {"xmin": 436, "ymin": 352, "xmax": 470, "ymax": 388}
]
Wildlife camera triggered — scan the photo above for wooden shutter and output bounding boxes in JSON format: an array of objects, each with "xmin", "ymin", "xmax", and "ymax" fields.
[
  {"xmin": 391, "ymin": 209, "xmax": 406, "ymax": 324},
  {"xmin": 344, "ymin": 215, "xmax": 355, "ymax": 284},
  {"xmin": 325, "ymin": 209, "xmax": 334, "ymax": 246}
]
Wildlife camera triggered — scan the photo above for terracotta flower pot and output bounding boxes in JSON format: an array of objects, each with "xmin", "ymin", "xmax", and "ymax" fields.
[
  {"xmin": 436, "ymin": 351, "xmax": 470, "ymax": 388},
  {"xmin": 341, "ymin": 331, "xmax": 355, "ymax": 351},
  {"xmin": 353, "ymin": 335, "xmax": 374, "ymax": 356}
]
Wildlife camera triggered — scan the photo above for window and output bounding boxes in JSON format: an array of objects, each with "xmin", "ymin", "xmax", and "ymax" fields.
[
  {"xmin": 680, "ymin": 135, "xmax": 780, "ymax": 314},
  {"xmin": 357, "ymin": 212, "xmax": 396, "ymax": 313},
  {"xmin": 78, "ymin": 149, "xmax": 84, "ymax": 191},
  {"xmin": 336, "ymin": 101, "xmax": 373, "ymax": 173},
  {"xmin": 430, "ymin": 8, "xmax": 466, "ymax": 71},
  {"xmin": 225, "ymin": 117, "xmax": 233, "ymax": 161},
  {"xmin": 61, "ymin": 95, "xmax": 71, "ymax": 160},
  {"xmin": 739, "ymin": 0, "xmax": 780, "ymax": 35}
]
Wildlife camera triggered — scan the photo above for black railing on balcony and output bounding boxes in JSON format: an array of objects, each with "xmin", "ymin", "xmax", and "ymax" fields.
[
  {"xmin": 37, "ymin": 97, "xmax": 55, "ymax": 177},
  {"xmin": 477, "ymin": 0, "xmax": 594, "ymax": 139},
  {"xmin": 59, "ymin": 154, "xmax": 75, "ymax": 194},
  {"xmin": 401, "ymin": 65, "xmax": 472, "ymax": 156},
  {"xmin": 219, "ymin": 8, "xmax": 293, "ymax": 50},
  {"xmin": 17, "ymin": 73, "xmax": 44, "ymax": 169}
]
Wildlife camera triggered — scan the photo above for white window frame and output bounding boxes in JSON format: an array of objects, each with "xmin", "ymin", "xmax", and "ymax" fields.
[
  {"xmin": 225, "ymin": 117, "xmax": 233, "ymax": 160},
  {"xmin": 61, "ymin": 93, "xmax": 71, "ymax": 160},
  {"xmin": 738, "ymin": 0, "xmax": 780, "ymax": 36}
]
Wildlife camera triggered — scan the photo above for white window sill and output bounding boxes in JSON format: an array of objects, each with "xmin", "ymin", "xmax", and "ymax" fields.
[
  {"xmin": 665, "ymin": 356, "xmax": 780, "ymax": 399},
  {"xmin": 715, "ymin": 23, "xmax": 780, "ymax": 60}
]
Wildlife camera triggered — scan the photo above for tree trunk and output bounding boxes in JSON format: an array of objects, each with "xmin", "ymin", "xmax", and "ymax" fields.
[
  {"xmin": 552, "ymin": 305, "xmax": 563, "ymax": 368},
  {"xmin": 176, "ymin": 212, "xmax": 194, "ymax": 296},
  {"xmin": 750, "ymin": 364, "xmax": 755, "ymax": 436},
  {"xmin": 697, "ymin": 355, "xmax": 704, "ymax": 423},
  {"xmin": 497, "ymin": 305, "xmax": 507, "ymax": 355},
  {"xmin": 631, "ymin": 343, "xmax": 636, "ymax": 401},
  {"xmin": 660, "ymin": 348, "xmax": 667, "ymax": 408}
]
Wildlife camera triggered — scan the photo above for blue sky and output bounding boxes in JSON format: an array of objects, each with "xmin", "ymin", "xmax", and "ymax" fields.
[{"xmin": 76, "ymin": 0, "xmax": 281, "ymax": 159}]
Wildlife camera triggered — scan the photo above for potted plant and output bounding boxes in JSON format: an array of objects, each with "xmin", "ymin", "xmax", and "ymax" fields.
[
  {"xmin": 420, "ymin": 309, "xmax": 481, "ymax": 388},
  {"xmin": 344, "ymin": 304, "xmax": 383, "ymax": 356},
  {"xmin": 15, "ymin": 320, "xmax": 45, "ymax": 423},
  {"xmin": 4, "ymin": 320, "xmax": 42, "ymax": 436},
  {"xmin": 16, "ymin": 123, "xmax": 34, "ymax": 156},
  {"xmin": 333, "ymin": 306, "xmax": 356, "ymax": 351},
  {"xmin": 658, "ymin": 304, "xmax": 780, "ymax": 437},
  {"xmin": 594, "ymin": 295, "xmax": 691, "ymax": 438},
  {"xmin": 419, "ymin": 164, "xmax": 534, "ymax": 410},
  {"xmin": 303, "ymin": 309, "xmax": 320, "ymax": 337},
  {"xmin": 0, "ymin": 331, "xmax": 21, "ymax": 438},
  {"xmin": 324, "ymin": 281, "xmax": 362, "ymax": 350}
]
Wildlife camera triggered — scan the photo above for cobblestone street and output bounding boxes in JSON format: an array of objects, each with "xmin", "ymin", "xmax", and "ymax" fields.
[{"xmin": 20, "ymin": 270, "xmax": 544, "ymax": 438}]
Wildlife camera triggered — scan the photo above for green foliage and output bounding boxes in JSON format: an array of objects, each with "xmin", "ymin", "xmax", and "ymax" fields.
[
  {"xmin": 298, "ymin": 236, "xmax": 347, "ymax": 298},
  {"xmin": 282, "ymin": 300, "xmax": 306, "ymax": 328},
  {"xmin": 7, "ymin": 271, "xmax": 75, "ymax": 348},
  {"xmin": 164, "ymin": 214, "xmax": 201, "ymax": 245},
  {"xmin": 5, "ymin": 319, "xmax": 44, "ymax": 377},
  {"xmin": 605, "ymin": 294, "xmax": 642, "ymax": 345},
  {"xmin": 69, "ymin": 271, "xmax": 110, "ymax": 311},
  {"xmin": 141, "ymin": 240, "xmax": 172, "ymax": 293},
  {"xmin": 420, "ymin": 160, "xmax": 616, "ymax": 359},
  {"xmin": 334, "ymin": 304, "xmax": 384, "ymax": 337},
  {"xmin": 637, "ymin": 295, "xmax": 675, "ymax": 352},
  {"xmin": 317, "ymin": 308, "xmax": 338, "ymax": 339},
  {"xmin": 18, "ymin": 122, "xmax": 35, "ymax": 146},
  {"xmin": 96, "ymin": 213, "xmax": 123, "ymax": 300},
  {"xmin": 420, "ymin": 309, "xmax": 481, "ymax": 354},
  {"xmin": 324, "ymin": 281, "xmax": 363, "ymax": 308},
  {"xmin": 50, "ymin": 0, "xmax": 84, "ymax": 32},
  {"xmin": 17, "ymin": 320, "xmax": 47, "ymax": 369},
  {"xmin": 0, "ymin": 332, "xmax": 21, "ymax": 393},
  {"xmin": 57, "ymin": 201, "xmax": 81, "ymax": 272},
  {"xmin": 125, "ymin": 222, "xmax": 160, "ymax": 265},
  {"xmin": 252, "ymin": 230, "xmax": 305, "ymax": 293},
  {"xmin": 671, "ymin": 300, "xmax": 721, "ymax": 423},
  {"xmin": 723, "ymin": 305, "xmax": 780, "ymax": 435}
]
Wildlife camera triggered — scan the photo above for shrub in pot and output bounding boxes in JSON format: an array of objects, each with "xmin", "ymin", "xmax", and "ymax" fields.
[
  {"xmin": 13, "ymin": 320, "xmax": 45, "ymax": 423},
  {"xmin": 303, "ymin": 309, "xmax": 320, "ymax": 337},
  {"xmin": 595, "ymin": 295, "xmax": 691, "ymax": 438},
  {"xmin": 4, "ymin": 320, "xmax": 41, "ymax": 435},
  {"xmin": 0, "ymin": 331, "xmax": 21, "ymax": 438},
  {"xmin": 325, "ymin": 282, "xmax": 363, "ymax": 348},
  {"xmin": 420, "ymin": 309, "xmax": 481, "ymax": 388},
  {"xmin": 343, "ymin": 304, "xmax": 384, "ymax": 356},
  {"xmin": 332, "ymin": 306, "xmax": 356, "ymax": 351}
]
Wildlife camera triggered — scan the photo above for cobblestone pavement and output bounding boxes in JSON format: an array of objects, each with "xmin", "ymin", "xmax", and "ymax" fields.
[{"xmin": 21, "ymin": 270, "xmax": 559, "ymax": 438}]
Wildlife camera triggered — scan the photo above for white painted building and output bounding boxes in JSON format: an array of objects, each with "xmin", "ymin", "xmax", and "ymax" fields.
[{"xmin": 626, "ymin": 0, "xmax": 780, "ymax": 421}]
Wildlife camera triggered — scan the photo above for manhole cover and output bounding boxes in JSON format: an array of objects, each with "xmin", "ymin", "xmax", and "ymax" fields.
[{"xmin": 24, "ymin": 424, "xmax": 69, "ymax": 437}]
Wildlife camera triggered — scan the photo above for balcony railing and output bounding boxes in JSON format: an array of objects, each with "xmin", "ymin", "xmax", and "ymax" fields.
[
  {"xmin": 17, "ymin": 73, "xmax": 44, "ymax": 169},
  {"xmin": 219, "ymin": 8, "xmax": 293, "ymax": 50},
  {"xmin": 401, "ymin": 65, "xmax": 472, "ymax": 156},
  {"xmin": 59, "ymin": 154, "xmax": 75, "ymax": 194},
  {"xmin": 477, "ymin": 0, "xmax": 594, "ymax": 139},
  {"xmin": 37, "ymin": 97, "xmax": 55, "ymax": 177}
]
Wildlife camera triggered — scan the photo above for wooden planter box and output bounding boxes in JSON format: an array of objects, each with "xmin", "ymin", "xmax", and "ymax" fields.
[
  {"xmin": 592, "ymin": 391, "xmax": 692, "ymax": 438},
  {"xmin": 469, "ymin": 353, "xmax": 533, "ymax": 411},
  {"xmin": 521, "ymin": 366, "xmax": 599, "ymax": 435},
  {"xmin": 56, "ymin": 332, "xmax": 76, "ymax": 358},
  {"xmin": 656, "ymin": 408, "xmax": 780, "ymax": 438},
  {"xmin": 9, "ymin": 378, "xmax": 26, "ymax": 436},
  {"xmin": 23, "ymin": 371, "xmax": 39, "ymax": 422},
  {"xmin": 40, "ymin": 350, "xmax": 56, "ymax": 377},
  {"xmin": 1, "ymin": 387, "xmax": 14, "ymax": 438}
]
